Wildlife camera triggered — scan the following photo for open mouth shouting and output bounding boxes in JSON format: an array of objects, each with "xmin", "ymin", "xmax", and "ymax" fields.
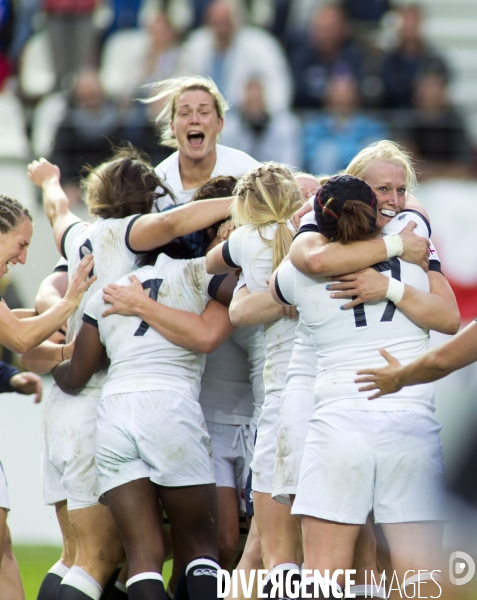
[{"xmin": 187, "ymin": 131, "xmax": 205, "ymax": 147}]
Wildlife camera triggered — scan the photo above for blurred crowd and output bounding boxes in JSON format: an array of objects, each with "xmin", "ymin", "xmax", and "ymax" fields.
[{"xmin": 0, "ymin": 0, "xmax": 476, "ymax": 203}]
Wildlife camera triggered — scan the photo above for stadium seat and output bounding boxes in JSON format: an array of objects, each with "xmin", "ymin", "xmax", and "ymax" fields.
[
  {"xmin": 19, "ymin": 30, "xmax": 56, "ymax": 99},
  {"xmin": 30, "ymin": 92, "xmax": 68, "ymax": 158},
  {"xmin": 0, "ymin": 92, "xmax": 30, "ymax": 159}
]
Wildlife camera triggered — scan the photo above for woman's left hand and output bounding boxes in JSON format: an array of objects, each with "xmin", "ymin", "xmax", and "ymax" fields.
[
  {"xmin": 9, "ymin": 372, "xmax": 43, "ymax": 403},
  {"xmin": 326, "ymin": 268, "xmax": 389, "ymax": 309}
]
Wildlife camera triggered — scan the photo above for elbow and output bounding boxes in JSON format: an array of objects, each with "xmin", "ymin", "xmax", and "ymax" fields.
[
  {"xmin": 433, "ymin": 348, "xmax": 451, "ymax": 375},
  {"xmin": 228, "ymin": 303, "xmax": 249, "ymax": 327},
  {"xmin": 11, "ymin": 338, "xmax": 33, "ymax": 355},
  {"xmin": 439, "ymin": 312, "xmax": 461, "ymax": 336},
  {"xmin": 290, "ymin": 248, "xmax": 326, "ymax": 277}
]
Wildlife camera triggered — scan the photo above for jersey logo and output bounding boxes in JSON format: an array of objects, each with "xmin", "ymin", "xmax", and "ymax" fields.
[
  {"xmin": 79, "ymin": 239, "xmax": 94, "ymax": 277},
  {"xmin": 398, "ymin": 214, "xmax": 406, "ymax": 220},
  {"xmin": 134, "ymin": 278, "xmax": 163, "ymax": 336},
  {"xmin": 352, "ymin": 257, "xmax": 401, "ymax": 327}
]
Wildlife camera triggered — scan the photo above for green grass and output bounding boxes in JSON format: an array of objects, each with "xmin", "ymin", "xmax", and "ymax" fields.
[{"xmin": 13, "ymin": 545, "xmax": 173, "ymax": 600}]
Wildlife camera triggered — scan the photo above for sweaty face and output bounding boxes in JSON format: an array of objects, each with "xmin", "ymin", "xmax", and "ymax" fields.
[
  {"xmin": 0, "ymin": 218, "xmax": 33, "ymax": 278},
  {"xmin": 362, "ymin": 162, "xmax": 407, "ymax": 230},
  {"xmin": 170, "ymin": 90, "xmax": 223, "ymax": 162}
]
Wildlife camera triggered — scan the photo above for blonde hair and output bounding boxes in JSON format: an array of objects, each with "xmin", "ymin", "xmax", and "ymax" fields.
[
  {"xmin": 232, "ymin": 162, "xmax": 303, "ymax": 271},
  {"xmin": 345, "ymin": 140, "xmax": 418, "ymax": 190},
  {"xmin": 144, "ymin": 75, "xmax": 229, "ymax": 148}
]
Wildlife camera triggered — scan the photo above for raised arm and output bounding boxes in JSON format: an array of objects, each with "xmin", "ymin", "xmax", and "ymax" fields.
[
  {"xmin": 355, "ymin": 320, "xmax": 477, "ymax": 399},
  {"xmin": 127, "ymin": 197, "xmax": 233, "ymax": 252},
  {"xmin": 53, "ymin": 321, "xmax": 107, "ymax": 394},
  {"xmin": 102, "ymin": 275, "xmax": 235, "ymax": 353},
  {"xmin": 27, "ymin": 159, "xmax": 81, "ymax": 253},
  {"xmin": 289, "ymin": 221, "xmax": 430, "ymax": 277},
  {"xmin": 0, "ymin": 255, "xmax": 94, "ymax": 354}
]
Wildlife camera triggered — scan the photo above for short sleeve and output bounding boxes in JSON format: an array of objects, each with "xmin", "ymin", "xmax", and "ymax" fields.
[
  {"xmin": 61, "ymin": 221, "xmax": 87, "ymax": 260},
  {"xmin": 222, "ymin": 227, "xmax": 245, "ymax": 269},
  {"xmin": 53, "ymin": 258, "xmax": 68, "ymax": 273},
  {"xmin": 275, "ymin": 260, "xmax": 296, "ymax": 306},
  {"xmin": 384, "ymin": 210, "xmax": 430, "ymax": 239},
  {"xmin": 82, "ymin": 290, "xmax": 102, "ymax": 328}
]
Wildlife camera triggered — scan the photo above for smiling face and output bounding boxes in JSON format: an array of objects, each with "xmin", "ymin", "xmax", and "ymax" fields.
[
  {"xmin": 0, "ymin": 218, "xmax": 33, "ymax": 278},
  {"xmin": 170, "ymin": 89, "xmax": 223, "ymax": 163},
  {"xmin": 362, "ymin": 161, "xmax": 407, "ymax": 230}
]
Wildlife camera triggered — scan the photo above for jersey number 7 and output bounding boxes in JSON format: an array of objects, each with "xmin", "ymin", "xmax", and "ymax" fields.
[
  {"xmin": 352, "ymin": 258, "xmax": 401, "ymax": 328},
  {"xmin": 134, "ymin": 278, "xmax": 163, "ymax": 336}
]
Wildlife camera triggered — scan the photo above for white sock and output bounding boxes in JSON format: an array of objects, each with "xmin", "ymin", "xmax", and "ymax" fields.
[
  {"xmin": 114, "ymin": 580, "xmax": 128, "ymax": 593},
  {"xmin": 48, "ymin": 560, "xmax": 70, "ymax": 578},
  {"xmin": 126, "ymin": 572, "xmax": 164, "ymax": 587},
  {"xmin": 61, "ymin": 566, "xmax": 103, "ymax": 600},
  {"xmin": 301, "ymin": 575, "xmax": 343, "ymax": 598}
]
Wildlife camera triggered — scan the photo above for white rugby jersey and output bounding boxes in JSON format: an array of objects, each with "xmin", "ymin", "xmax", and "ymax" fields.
[
  {"xmin": 83, "ymin": 254, "xmax": 216, "ymax": 400},
  {"xmin": 297, "ymin": 208, "xmax": 442, "ymax": 271},
  {"xmin": 199, "ymin": 327, "xmax": 265, "ymax": 426},
  {"xmin": 61, "ymin": 215, "xmax": 143, "ymax": 396},
  {"xmin": 275, "ymin": 212, "xmax": 435, "ymax": 413},
  {"xmin": 223, "ymin": 223, "xmax": 297, "ymax": 395},
  {"xmin": 154, "ymin": 144, "xmax": 259, "ymax": 211}
]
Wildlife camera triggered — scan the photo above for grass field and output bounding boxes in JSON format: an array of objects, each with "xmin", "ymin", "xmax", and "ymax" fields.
[{"xmin": 13, "ymin": 545, "xmax": 173, "ymax": 600}]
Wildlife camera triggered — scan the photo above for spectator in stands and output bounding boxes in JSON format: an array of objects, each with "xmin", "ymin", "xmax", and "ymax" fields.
[
  {"xmin": 381, "ymin": 3, "xmax": 450, "ymax": 109},
  {"xmin": 302, "ymin": 70, "xmax": 388, "ymax": 175},
  {"xmin": 121, "ymin": 97, "xmax": 174, "ymax": 166},
  {"xmin": 221, "ymin": 77, "xmax": 302, "ymax": 167},
  {"xmin": 50, "ymin": 69, "xmax": 121, "ymax": 203},
  {"xmin": 341, "ymin": 0, "xmax": 391, "ymax": 39},
  {"xmin": 178, "ymin": 0, "xmax": 293, "ymax": 113},
  {"xmin": 0, "ymin": 0, "xmax": 14, "ymax": 88},
  {"xmin": 141, "ymin": 11, "xmax": 181, "ymax": 85},
  {"xmin": 397, "ymin": 72, "xmax": 473, "ymax": 180},
  {"xmin": 102, "ymin": 0, "xmax": 142, "ymax": 40},
  {"xmin": 43, "ymin": 0, "xmax": 98, "ymax": 90},
  {"xmin": 288, "ymin": 3, "xmax": 368, "ymax": 109}
]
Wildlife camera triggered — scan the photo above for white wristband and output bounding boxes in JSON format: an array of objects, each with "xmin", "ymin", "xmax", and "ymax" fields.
[
  {"xmin": 383, "ymin": 234, "xmax": 403, "ymax": 259},
  {"xmin": 386, "ymin": 278, "xmax": 405, "ymax": 304}
]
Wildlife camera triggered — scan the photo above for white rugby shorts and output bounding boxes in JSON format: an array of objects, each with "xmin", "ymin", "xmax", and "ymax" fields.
[
  {"xmin": 292, "ymin": 410, "xmax": 446, "ymax": 524},
  {"xmin": 0, "ymin": 462, "xmax": 10, "ymax": 510},
  {"xmin": 206, "ymin": 421, "xmax": 250, "ymax": 511},
  {"xmin": 96, "ymin": 390, "xmax": 215, "ymax": 496},
  {"xmin": 273, "ymin": 388, "xmax": 314, "ymax": 506},
  {"xmin": 42, "ymin": 384, "xmax": 100, "ymax": 510},
  {"xmin": 250, "ymin": 392, "xmax": 281, "ymax": 494}
]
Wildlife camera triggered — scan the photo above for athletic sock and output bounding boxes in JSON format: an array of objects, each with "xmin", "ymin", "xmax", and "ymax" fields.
[
  {"xmin": 346, "ymin": 584, "xmax": 387, "ymax": 598},
  {"xmin": 37, "ymin": 561, "xmax": 70, "ymax": 600},
  {"xmin": 57, "ymin": 567, "xmax": 103, "ymax": 600},
  {"xmin": 126, "ymin": 572, "xmax": 166, "ymax": 600},
  {"xmin": 185, "ymin": 557, "xmax": 220, "ymax": 600},
  {"xmin": 300, "ymin": 576, "xmax": 343, "ymax": 599},
  {"xmin": 107, "ymin": 581, "xmax": 128, "ymax": 599},
  {"xmin": 173, "ymin": 568, "xmax": 190, "ymax": 600},
  {"xmin": 262, "ymin": 563, "xmax": 301, "ymax": 599},
  {"xmin": 100, "ymin": 568, "xmax": 121, "ymax": 599}
]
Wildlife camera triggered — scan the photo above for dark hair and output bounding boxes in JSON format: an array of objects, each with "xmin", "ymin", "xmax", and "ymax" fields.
[
  {"xmin": 0, "ymin": 195, "xmax": 32, "ymax": 234},
  {"xmin": 81, "ymin": 145, "xmax": 173, "ymax": 219},
  {"xmin": 314, "ymin": 175, "xmax": 377, "ymax": 243}
]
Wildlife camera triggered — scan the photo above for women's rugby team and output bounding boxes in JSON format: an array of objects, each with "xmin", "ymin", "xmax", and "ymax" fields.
[{"xmin": 0, "ymin": 75, "xmax": 468, "ymax": 600}]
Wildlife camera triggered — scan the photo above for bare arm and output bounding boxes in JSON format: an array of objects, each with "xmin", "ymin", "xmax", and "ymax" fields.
[
  {"xmin": 289, "ymin": 222, "xmax": 429, "ymax": 277},
  {"xmin": 0, "ymin": 255, "xmax": 94, "ymax": 354},
  {"xmin": 21, "ymin": 336, "xmax": 74, "ymax": 375},
  {"xmin": 52, "ymin": 322, "xmax": 106, "ymax": 394},
  {"xmin": 128, "ymin": 197, "xmax": 233, "ymax": 252},
  {"xmin": 229, "ymin": 284, "xmax": 296, "ymax": 326},
  {"xmin": 35, "ymin": 271, "xmax": 69, "ymax": 314},
  {"xmin": 102, "ymin": 275, "xmax": 235, "ymax": 353},
  {"xmin": 205, "ymin": 241, "xmax": 237, "ymax": 275},
  {"xmin": 27, "ymin": 159, "xmax": 81, "ymax": 253},
  {"xmin": 355, "ymin": 321, "xmax": 477, "ymax": 399}
]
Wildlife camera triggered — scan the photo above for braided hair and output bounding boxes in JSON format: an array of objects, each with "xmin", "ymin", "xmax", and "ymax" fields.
[
  {"xmin": 0, "ymin": 195, "xmax": 32, "ymax": 235},
  {"xmin": 314, "ymin": 175, "xmax": 377, "ymax": 244},
  {"xmin": 232, "ymin": 162, "xmax": 303, "ymax": 271}
]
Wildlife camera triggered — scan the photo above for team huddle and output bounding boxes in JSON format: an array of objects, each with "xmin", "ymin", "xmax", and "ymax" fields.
[{"xmin": 0, "ymin": 75, "xmax": 467, "ymax": 600}]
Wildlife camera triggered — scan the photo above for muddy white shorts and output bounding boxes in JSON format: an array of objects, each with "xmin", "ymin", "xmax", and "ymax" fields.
[
  {"xmin": 273, "ymin": 388, "xmax": 314, "ymax": 506},
  {"xmin": 0, "ymin": 462, "xmax": 10, "ymax": 510},
  {"xmin": 42, "ymin": 384, "xmax": 100, "ymax": 510},
  {"xmin": 292, "ymin": 410, "xmax": 446, "ymax": 524},
  {"xmin": 251, "ymin": 392, "xmax": 281, "ymax": 494},
  {"xmin": 206, "ymin": 421, "xmax": 250, "ymax": 509},
  {"xmin": 96, "ymin": 390, "xmax": 215, "ymax": 497}
]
